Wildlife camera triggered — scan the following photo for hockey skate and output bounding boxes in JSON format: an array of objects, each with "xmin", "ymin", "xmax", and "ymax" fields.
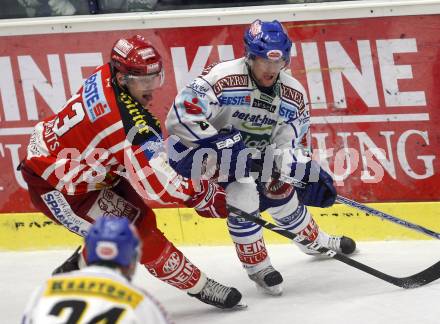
[
  {"xmin": 302, "ymin": 232, "xmax": 356, "ymax": 256},
  {"xmin": 188, "ymin": 278, "xmax": 246, "ymax": 309},
  {"xmin": 248, "ymin": 265, "xmax": 283, "ymax": 296},
  {"xmin": 52, "ymin": 246, "xmax": 81, "ymax": 275}
]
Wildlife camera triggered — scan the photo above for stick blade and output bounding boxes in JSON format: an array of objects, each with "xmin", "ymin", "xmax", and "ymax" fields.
[{"xmin": 398, "ymin": 260, "xmax": 440, "ymax": 289}]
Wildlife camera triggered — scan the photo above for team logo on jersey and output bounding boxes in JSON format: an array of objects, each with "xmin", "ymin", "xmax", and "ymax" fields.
[
  {"xmin": 279, "ymin": 105, "xmax": 299, "ymax": 122},
  {"xmin": 260, "ymin": 93, "xmax": 274, "ymax": 103},
  {"xmin": 196, "ymin": 121, "xmax": 210, "ymax": 130},
  {"xmin": 87, "ymin": 190, "xmax": 141, "ymax": 223},
  {"xmin": 27, "ymin": 122, "xmax": 50, "ymax": 158},
  {"xmin": 232, "ymin": 110, "xmax": 276, "ymax": 128},
  {"xmin": 183, "ymin": 97, "xmax": 203, "ymax": 114},
  {"xmin": 42, "ymin": 191, "xmax": 90, "ymax": 236},
  {"xmin": 252, "ymin": 98, "xmax": 276, "ymax": 112},
  {"xmin": 213, "ymin": 74, "xmax": 248, "ymax": 95},
  {"xmin": 82, "ymin": 71, "xmax": 111, "ymax": 122},
  {"xmin": 118, "ymin": 91, "xmax": 163, "ymax": 147},
  {"xmin": 219, "ymin": 95, "xmax": 251, "ymax": 106},
  {"xmin": 189, "ymin": 79, "xmax": 210, "ymax": 98},
  {"xmin": 280, "ymin": 84, "xmax": 305, "ymax": 115}
]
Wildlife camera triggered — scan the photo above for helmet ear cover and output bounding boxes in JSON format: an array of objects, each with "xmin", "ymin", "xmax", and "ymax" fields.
[{"xmin": 244, "ymin": 19, "xmax": 292, "ymax": 65}]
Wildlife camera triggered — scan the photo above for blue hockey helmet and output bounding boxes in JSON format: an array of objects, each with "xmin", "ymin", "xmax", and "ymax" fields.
[
  {"xmin": 244, "ymin": 19, "xmax": 292, "ymax": 64},
  {"xmin": 85, "ymin": 216, "xmax": 140, "ymax": 268}
]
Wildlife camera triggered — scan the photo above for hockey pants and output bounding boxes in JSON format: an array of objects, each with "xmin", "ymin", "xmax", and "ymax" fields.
[{"xmin": 21, "ymin": 165, "xmax": 206, "ymax": 294}]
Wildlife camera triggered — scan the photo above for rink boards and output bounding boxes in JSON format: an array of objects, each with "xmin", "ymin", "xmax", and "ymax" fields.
[
  {"xmin": 1, "ymin": 201, "xmax": 439, "ymax": 250},
  {"xmin": 1, "ymin": 1, "xmax": 440, "ymax": 214},
  {"xmin": 1, "ymin": 1, "xmax": 440, "ymax": 251}
]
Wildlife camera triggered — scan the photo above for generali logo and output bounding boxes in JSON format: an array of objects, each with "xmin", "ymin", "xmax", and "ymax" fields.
[{"xmin": 213, "ymin": 74, "xmax": 248, "ymax": 95}]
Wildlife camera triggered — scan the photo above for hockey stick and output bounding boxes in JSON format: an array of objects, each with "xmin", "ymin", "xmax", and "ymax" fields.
[
  {"xmin": 274, "ymin": 172, "xmax": 440, "ymax": 240},
  {"xmin": 335, "ymin": 195, "xmax": 440, "ymax": 240},
  {"xmin": 228, "ymin": 205, "xmax": 440, "ymax": 289}
]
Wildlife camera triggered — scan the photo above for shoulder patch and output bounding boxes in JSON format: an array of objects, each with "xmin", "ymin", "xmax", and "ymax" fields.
[
  {"xmin": 280, "ymin": 84, "xmax": 305, "ymax": 114},
  {"xmin": 188, "ymin": 78, "xmax": 210, "ymax": 98},
  {"xmin": 82, "ymin": 70, "xmax": 111, "ymax": 122}
]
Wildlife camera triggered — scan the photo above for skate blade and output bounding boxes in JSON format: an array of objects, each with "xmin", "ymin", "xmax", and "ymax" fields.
[
  {"xmin": 232, "ymin": 302, "xmax": 248, "ymax": 310},
  {"xmin": 255, "ymin": 283, "xmax": 283, "ymax": 296},
  {"xmin": 305, "ymin": 248, "xmax": 360, "ymax": 258}
]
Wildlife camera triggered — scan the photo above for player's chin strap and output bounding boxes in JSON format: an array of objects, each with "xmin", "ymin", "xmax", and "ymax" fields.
[
  {"xmin": 276, "ymin": 173, "xmax": 440, "ymax": 240},
  {"xmin": 227, "ymin": 205, "xmax": 440, "ymax": 289}
]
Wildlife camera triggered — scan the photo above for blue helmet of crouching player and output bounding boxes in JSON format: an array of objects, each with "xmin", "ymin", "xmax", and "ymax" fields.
[
  {"xmin": 85, "ymin": 216, "xmax": 141, "ymax": 278},
  {"xmin": 243, "ymin": 19, "xmax": 292, "ymax": 65}
]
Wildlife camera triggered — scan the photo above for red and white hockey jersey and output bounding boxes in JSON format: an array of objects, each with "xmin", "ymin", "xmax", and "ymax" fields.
[{"xmin": 24, "ymin": 63, "xmax": 195, "ymax": 205}]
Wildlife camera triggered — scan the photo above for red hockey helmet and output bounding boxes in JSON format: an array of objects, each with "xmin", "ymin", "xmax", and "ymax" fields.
[{"xmin": 111, "ymin": 35, "xmax": 163, "ymax": 77}]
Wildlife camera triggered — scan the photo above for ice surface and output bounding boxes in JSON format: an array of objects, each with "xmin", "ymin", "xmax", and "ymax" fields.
[{"xmin": 1, "ymin": 241, "xmax": 440, "ymax": 324}]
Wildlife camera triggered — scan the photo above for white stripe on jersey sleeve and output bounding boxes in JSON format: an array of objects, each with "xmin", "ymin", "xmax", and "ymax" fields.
[
  {"xmin": 124, "ymin": 146, "xmax": 167, "ymax": 204},
  {"xmin": 147, "ymin": 152, "xmax": 189, "ymax": 202},
  {"xmin": 41, "ymin": 121, "xmax": 124, "ymax": 181}
]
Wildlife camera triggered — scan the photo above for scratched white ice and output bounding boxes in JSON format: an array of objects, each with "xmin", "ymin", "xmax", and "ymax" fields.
[{"xmin": 1, "ymin": 241, "xmax": 439, "ymax": 324}]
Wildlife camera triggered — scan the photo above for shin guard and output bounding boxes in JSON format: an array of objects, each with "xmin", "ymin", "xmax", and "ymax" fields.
[
  {"xmin": 268, "ymin": 193, "xmax": 322, "ymax": 254},
  {"xmin": 136, "ymin": 215, "xmax": 207, "ymax": 294},
  {"xmin": 143, "ymin": 241, "xmax": 207, "ymax": 294},
  {"xmin": 227, "ymin": 213, "xmax": 271, "ymax": 275}
]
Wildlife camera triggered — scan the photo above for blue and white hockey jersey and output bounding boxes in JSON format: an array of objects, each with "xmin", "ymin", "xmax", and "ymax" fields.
[{"xmin": 166, "ymin": 57, "xmax": 311, "ymax": 174}]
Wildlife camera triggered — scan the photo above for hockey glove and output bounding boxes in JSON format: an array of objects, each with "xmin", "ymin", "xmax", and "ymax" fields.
[
  {"xmin": 167, "ymin": 137, "xmax": 195, "ymax": 179},
  {"xmin": 258, "ymin": 177, "xmax": 295, "ymax": 212},
  {"xmin": 168, "ymin": 127, "xmax": 252, "ymax": 185},
  {"xmin": 291, "ymin": 160, "xmax": 337, "ymax": 208},
  {"xmin": 198, "ymin": 126, "xmax": 252, "ymax": 184},
  {"xmin": 184, "ymin": 180, "xmax": 227, "ymax": 218}
]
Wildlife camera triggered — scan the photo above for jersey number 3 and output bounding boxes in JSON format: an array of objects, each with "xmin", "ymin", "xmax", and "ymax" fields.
[{"xmin": 53, "ymin": 94, "xmax": 85, "ymax": 137}]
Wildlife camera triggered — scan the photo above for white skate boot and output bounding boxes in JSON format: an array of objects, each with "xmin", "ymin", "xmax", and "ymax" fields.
[{"xmin": 301, "ymin": 231, "xmax": 356, "ymax": 255}]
